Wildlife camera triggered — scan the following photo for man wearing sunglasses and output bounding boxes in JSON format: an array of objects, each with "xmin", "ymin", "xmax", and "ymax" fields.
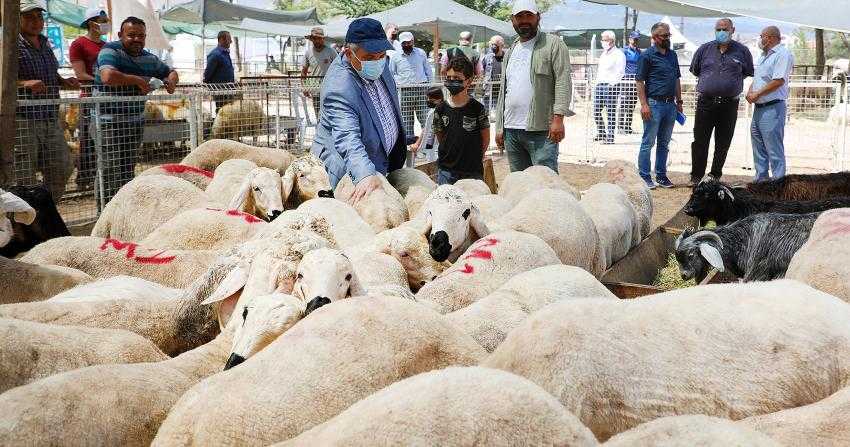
[
  {"xmin": 635, "ymin": 22, "xmax": 682, "ymax": 189},
  {"xmin": 688, "ymin": 18, "xmax": 754, "ymax": 186}
]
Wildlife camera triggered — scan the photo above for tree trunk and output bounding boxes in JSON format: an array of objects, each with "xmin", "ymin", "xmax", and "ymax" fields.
[
  {"xmin": 815, "ymin": 28, "xmax": 825, "ymax": 78},
  {"xmin": 0, "ymin": 0, "xmax": 21, "ymax": 187}
]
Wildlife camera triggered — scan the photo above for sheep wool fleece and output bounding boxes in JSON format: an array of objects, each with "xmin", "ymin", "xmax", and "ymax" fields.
[
  {"xmin": 786, "ymin": 208, "xmax": 850, "ymax": 304},
  {"xmin": 484, "ymin": 280, "xmax": 850, "ymax": 441},
  {"xmin": 604, "ymin": 415, "xmax": 779, "ymax": 447}
]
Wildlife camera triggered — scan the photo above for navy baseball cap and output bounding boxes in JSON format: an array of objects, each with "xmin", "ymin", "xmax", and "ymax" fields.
[
  {"xmin": 345, "ymin": 18, "xmax": 393, "ymax": 53},
  {"xmin": 629, "ymin": 31, "xmax": 641, "ymax": 39}
]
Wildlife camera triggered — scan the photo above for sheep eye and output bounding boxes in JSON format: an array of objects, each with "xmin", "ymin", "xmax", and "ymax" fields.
[
  {"xmin": 253, "ymin": 186, "xmax": 260, "ymax": 192},
  {"xmin": 345, "ymin": 273, "xmax": 352, "ymax": 281},
  {"xmin": 296, "ymin": 273, "xmax": 303, "ymax": 280},
  {"xmin": 242, "ymin": 306, "xmax": 249, "ymax": 321},
  {"xmin": 462, "ymin": 209, "xmax": 471, "ymax": 220}
]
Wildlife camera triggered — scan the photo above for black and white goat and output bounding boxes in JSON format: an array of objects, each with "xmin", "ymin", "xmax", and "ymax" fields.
[
  {"xmin": 675, "ymin": 212, "xmax": 819, "ymax": 282},
  {"xmin": 684, "ymin": 178, "xmax": 850, "ymax": 226}
]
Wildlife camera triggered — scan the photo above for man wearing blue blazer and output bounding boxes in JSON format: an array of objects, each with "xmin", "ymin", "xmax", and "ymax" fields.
[{"xmin": 311, "ymin": 18, "xmax": 408, "ymax": 204}]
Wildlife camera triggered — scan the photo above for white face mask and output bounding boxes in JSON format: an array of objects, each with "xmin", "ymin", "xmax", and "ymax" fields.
[
  {"xmin": 98, "ymin": 22, "xmax": 110, "ymax": 35},
  {"xmin": 601, "ymin": 40, "xmax": 613, "ymax": 50}
]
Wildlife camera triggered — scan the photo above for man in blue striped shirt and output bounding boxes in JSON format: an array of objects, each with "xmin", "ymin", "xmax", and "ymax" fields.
[{"xmin": 93, "ymin": 16, "xmax": 178, "ymax": 207}]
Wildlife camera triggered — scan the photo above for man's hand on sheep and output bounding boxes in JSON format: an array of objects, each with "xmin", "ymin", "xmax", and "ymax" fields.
[{"xmin": 349, "ymin": 175, "xmax": 383, "ymax": 206}]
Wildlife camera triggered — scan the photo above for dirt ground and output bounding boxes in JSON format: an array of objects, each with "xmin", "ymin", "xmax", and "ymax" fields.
[{"xmin": 487, "ymin": 153, "xmax": 750, "ymax": 230}]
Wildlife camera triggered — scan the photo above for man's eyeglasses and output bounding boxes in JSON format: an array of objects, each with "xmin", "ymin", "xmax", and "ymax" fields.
[{"xmin": 655, "ymin": 33, "xmax": 671, "ymax": 38}]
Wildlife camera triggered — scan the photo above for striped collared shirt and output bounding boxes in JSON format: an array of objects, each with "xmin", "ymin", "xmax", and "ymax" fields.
[
  {"xmin": 361, "ymin": 78, "xmax": 399, "ymax": 154},
  {"xmin": 17, "ymin": 34, "xmax": 60, "ymax": 119}
]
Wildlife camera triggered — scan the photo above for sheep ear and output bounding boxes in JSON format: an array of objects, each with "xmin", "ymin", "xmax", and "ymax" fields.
[
  {"xmin": 416, "ymin": 212, "xmax": 433, "ymax": 237},
  {"xmin": 281, "ymin": 169, "xmax": 296, "ymax": 203},
  {"xmin": 468, "ymin": 204, "xmax": 490, "ymax": 240},
  {"xmin": 699, "ymin": 243, "xmax": 725, "ymax": 272},
  {"xmin": 229, "ymin": 176, "xmax": 253, "ymax": 213},
  {"xmin": 201, "ymin": 265, "xmax": 249, "ymax": 305},
  {"xmin": 348, "ymin": 270, "xmax": 367, "ymax": 297},
  {"xmin": 1, "ymin": 192, "xmax": 36, "ymax": 225}
]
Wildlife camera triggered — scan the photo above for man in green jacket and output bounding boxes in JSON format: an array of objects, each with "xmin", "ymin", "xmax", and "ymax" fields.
[{"xmin": 495, "ymin": 0, "xmax": 572, "ymax": 173}]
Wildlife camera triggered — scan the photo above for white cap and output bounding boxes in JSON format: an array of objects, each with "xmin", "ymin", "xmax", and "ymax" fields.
[
  {"xmin": 511, "ymin": 0, "xmax": 539, "ymax": 15},
  {"xmin": 459, "ymin": 31, "xmax": 472, "ymax": 43},
  {"xmin": 399, "ymin": 31, "xmax": 414, "ymax": 43},
  {"xmin": 82, "ymin": 6, "xmax": 108, "ymax": 26}
]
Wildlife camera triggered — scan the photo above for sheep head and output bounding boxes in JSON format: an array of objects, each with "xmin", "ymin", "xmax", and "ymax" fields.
[
  {"xmin": 292, "ymin": 248, "xmax": 366, "ymax": 303},
  {"xmin": 373, "ymin": 225, "xmax": 448, "ymax": 291},
  {"xmin": 0, "ymin": 189, "xmax": 37, "ymax": 248},
  {"xmin": 230, "ymin": 167, "xmax": 285, "ymax": 221},
  {"xmin": 223, "ymin": 292, "xmax": 315, "ymax": 370},
  {"xmin": 199, "ymin": 232, "xmax": 329, "ymax": 329},
  {"xmin": 675, "ymin": 227, "xmax": 725, "ymax": 283},
  {"xmin": 419, "ymin": 185, "xmax": 490, "ymax": 263},
  {"xmin": 282, "ymin": 155, "xmax": 332, "ymax": 207},
  {"xmin": 683, "ymin": 178, "xmax": 736, "ymax": 225}
]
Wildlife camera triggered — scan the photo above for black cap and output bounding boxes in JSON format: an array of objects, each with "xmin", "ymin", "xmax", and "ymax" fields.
[{"xmin": 345, "ymin": 18, "xmax": 393, "ymax": 53}]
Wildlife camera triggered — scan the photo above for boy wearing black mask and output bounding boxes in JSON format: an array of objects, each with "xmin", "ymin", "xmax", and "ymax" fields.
[{"xmin": 432, "ymin": 57, "xmax": 490, "ymax": 185}]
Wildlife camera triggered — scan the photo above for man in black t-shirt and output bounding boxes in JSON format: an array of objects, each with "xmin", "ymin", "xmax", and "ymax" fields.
[{"xmin": 432, "ymin": 56, "xmax": 490, "ymax": 185}]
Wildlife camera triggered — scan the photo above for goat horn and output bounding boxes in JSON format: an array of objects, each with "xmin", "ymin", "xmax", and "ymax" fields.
[{"xmin": 689, "ymin": 230, "xmax": 723, "ymax": 250}]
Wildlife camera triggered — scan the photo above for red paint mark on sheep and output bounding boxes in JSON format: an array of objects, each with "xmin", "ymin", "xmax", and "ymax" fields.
[
  {"xmin": 465, "ymin": 249, "xmax": 492, "ymax": 260},
  {"xmin": 205, "ymin": 207, "xmax": 263, "ymax": 224},
  {"xmin": 459, "ymin": 263, "xmax": 474, "ymax": 274},
  {"xmin": 99, "ymin": 238, "xmax": 175, "ymax": 264},
  {"xmin": 160, "ymin": 164, "xmax": 214, "ymax": 178}
]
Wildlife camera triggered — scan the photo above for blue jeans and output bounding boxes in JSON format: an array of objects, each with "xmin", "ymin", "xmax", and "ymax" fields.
[
  {"xmin": 504, "ymin": 128, "xmax": 559, "ymax": 173},
  {"xmin": 637, "ymin": 99, "xmax": 676, "ymax": 179},
  {"xmin": 436, "ymin": 168, "xmax": 483, "ymax": 185},
  {"xmin": 594, "ymin": 83, "xmax": 619, "ymax": 137},
  {"xmin": 751, "ymin": 100, "xmax": 787, "ymax": 181}
]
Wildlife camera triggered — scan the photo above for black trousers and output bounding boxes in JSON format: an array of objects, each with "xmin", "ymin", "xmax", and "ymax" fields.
[{"xmin": 690, "ymin": 97, "xmax": 739, "ymax": 180}]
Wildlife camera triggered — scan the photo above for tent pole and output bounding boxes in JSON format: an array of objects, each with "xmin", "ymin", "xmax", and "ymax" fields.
[
  {"xmin": 201, "ymin": 24, "xmax": 206, "ymax": 73},
  {"xmin": 433, "ymin": 23, "xmax": 441, "ymax": 79},
  {"xmin": 623, "ymin": 7, "xmax": 628, "ymax": 47}
]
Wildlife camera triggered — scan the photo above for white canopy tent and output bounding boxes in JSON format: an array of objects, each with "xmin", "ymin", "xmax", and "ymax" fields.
[
  {"xmin": 588, "ymin": 0, "xmax": 850, "ymax": 33},
  {"xmin": 111, "ymin": 0, "xmax": 171, "ymax": 50}
]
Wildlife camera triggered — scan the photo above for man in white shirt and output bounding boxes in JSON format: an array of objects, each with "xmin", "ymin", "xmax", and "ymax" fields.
[
  {"xmin": 390, "ymin": 32, "xmax": 434, "ymax": 144},
  {"xmin": 594, "ymin": 30, "xmax": 626, "ymax": 144}
]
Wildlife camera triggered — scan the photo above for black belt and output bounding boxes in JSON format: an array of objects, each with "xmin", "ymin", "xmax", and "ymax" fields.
[
  {"xmin": 649, "ymin": 96, "xmax": 676, "ymax": 103},
  {"xmin": 755, "ymin": 99, "xmax": 783, "ymax": 108},
  {"xmin": 699, "ymin": 95, "xmax": 738, "ymax": 104}
]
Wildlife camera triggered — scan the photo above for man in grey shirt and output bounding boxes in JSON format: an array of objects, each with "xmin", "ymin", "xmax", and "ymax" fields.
[
  {"xmin": 301, "ymin": 27, "xmax": 337, "ymax": 115},
  {"xmin": 688, "ymin": 18, "xmax": 754, "ymax": 185}
]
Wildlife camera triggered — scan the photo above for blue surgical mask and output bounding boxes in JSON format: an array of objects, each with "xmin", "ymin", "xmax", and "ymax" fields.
[
  {"xmin": 351, "ymin": 51, "xmax": 385, "ymax": 81},
  {"xmin": 715, "ymin": 30, "xmax": 731, "ymax": 44}
]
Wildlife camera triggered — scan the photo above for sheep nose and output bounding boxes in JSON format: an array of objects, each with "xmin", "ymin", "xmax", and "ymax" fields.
[
  {"xmin": 305, "ymin": 296, "xmax": 331, "ymax": 316},
  {"xmin": 317, "ymin": 190, "xmax": 334, "ymax": 198},
  {"xmin": 429, "ymin": 231, "xmax": 451, "ymax": 262},
  {"xmin": 224, "ymin": 353, "xmax": 246, "ymax": 370},
  {"xmin": 269, "ymin": 210, "xmax": 282, "ymax": 220}
]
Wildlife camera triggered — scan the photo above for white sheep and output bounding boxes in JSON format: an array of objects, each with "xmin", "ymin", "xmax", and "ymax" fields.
[
  {"xmin": 414, "ymin": 184, "xmax": 491, "ymax": 263},
  {"xmin": 579, "ymin": 183, "xmax": 641, "ymax": 270},
  {"xmin": 0, "ymin": 330, "xmax": 234, "ymax": 446},
  {"xmin": 498, "ymin": 165, "xmax": 580, "ymax": 206},
  {"xmin": 334, "ymin": 173, "xmax": 408, "ymax": 233},
  {"xmin": 786, "ymin": 208, "xmax": 850, "ymax": 304},
  {"xmin": 140, "ymin": 207, "xmax": 267, "ymax": 251},
  {"xmin": 483, "ymin": 280, "xmax": 850, "ymax": 441},
  {"xmin": 740, "ymin": 385, "xmax": 850, "ymax": 446},
  {"xmin": 249, "ymin": 209, "xmax": 339, "ymax": 249},
  {"xmin": 447, "ymin": 265, "xmax": 616, "ymax": 352},
  {"xmin": 0, "ymin": 317, "xmax": 167, "ymax": 393},
  {"xmin": 294, "ymin": 198, "xmax": 375, "ymax": 248},
  {"xmin": 210, "ymin": 99, "xmax": 265, "ymax": 141},
  {"xmin": 278, "ymin": 367, "xmax": 598, "ymax": 446},
  {"xmin": 491, "ymin": 188, "xmax": 604, "ymax": 276},
  {"xmin": 0, "ymin": 188, "xmax": 37, "ymax": 247},
  {"xmin": 137, "ymin": 163, "xmax": 214, "ymax": 189},
  {"xmin": 21, "ymin": 236, "xmax": 218, "ymax": 288},
  {"xmin": 205, "ymin": 159, "xmax": 285, "ymax": 220},
  {"xmin": 454, "ymin": 178, "xmax": 492, "ymax": 197},
  {"xmin": 356, "ymin": 224, "xmax": 450, "ymax": 291},
  {"xmin": 604, "ymin": 159, "xmax": 653, "ymax": 238},
  {"xmin": 471, "ymin": 193, "xmax": 513, "ymax": 224},
  {"xmin": 151, "ymin": 296, "xmax": 485, "ymax": 446},
  {"xmin": 47, "ymin": 276, "xmax": 181, "ymax": 303},
  {"xmin": 181, "ymin": 138, "xmax": 294, "ymax": 173},
  {"xmin": 281, "ymin": 153, "xmax": 333, "ymax": 208},
  {"xmin": 386, "ymin": 167, "xmax": 437, "ymax": 196},
  {"xmin": 91, "ymin": 175, "xmax": 209, "ymax": 242},
  {"xmin": 605, "ymin": 415, "xmax": 779, "ymax": 447},
  {"xmin": 416, "ymin": 230, "xmax": 562, "ymax": 313},
  {"xmin": 403, "ymin": 184, "xmax": 432, "ymax": 218}
]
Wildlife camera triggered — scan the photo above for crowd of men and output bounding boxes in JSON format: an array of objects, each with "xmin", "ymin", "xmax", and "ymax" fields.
[{"xmin": 13, "ymin": 0, "xmax": 796, "ymax": 208}]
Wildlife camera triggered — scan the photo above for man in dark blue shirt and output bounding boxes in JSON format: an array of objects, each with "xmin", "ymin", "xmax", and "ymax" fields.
[
  {"xmin": 688, "ymin": 18, "xmax": 754, "ymax": 185},
  {"xmin": 204, "ymin": 31, "xmax": 236, "ymax": 111},
  {"xmin": 636, "ymin": 22, "xmax": 682, "ymax": 189},
  {"xmin": 618, "ymin": 30, "xmax": 641, "ymax": 134}
]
